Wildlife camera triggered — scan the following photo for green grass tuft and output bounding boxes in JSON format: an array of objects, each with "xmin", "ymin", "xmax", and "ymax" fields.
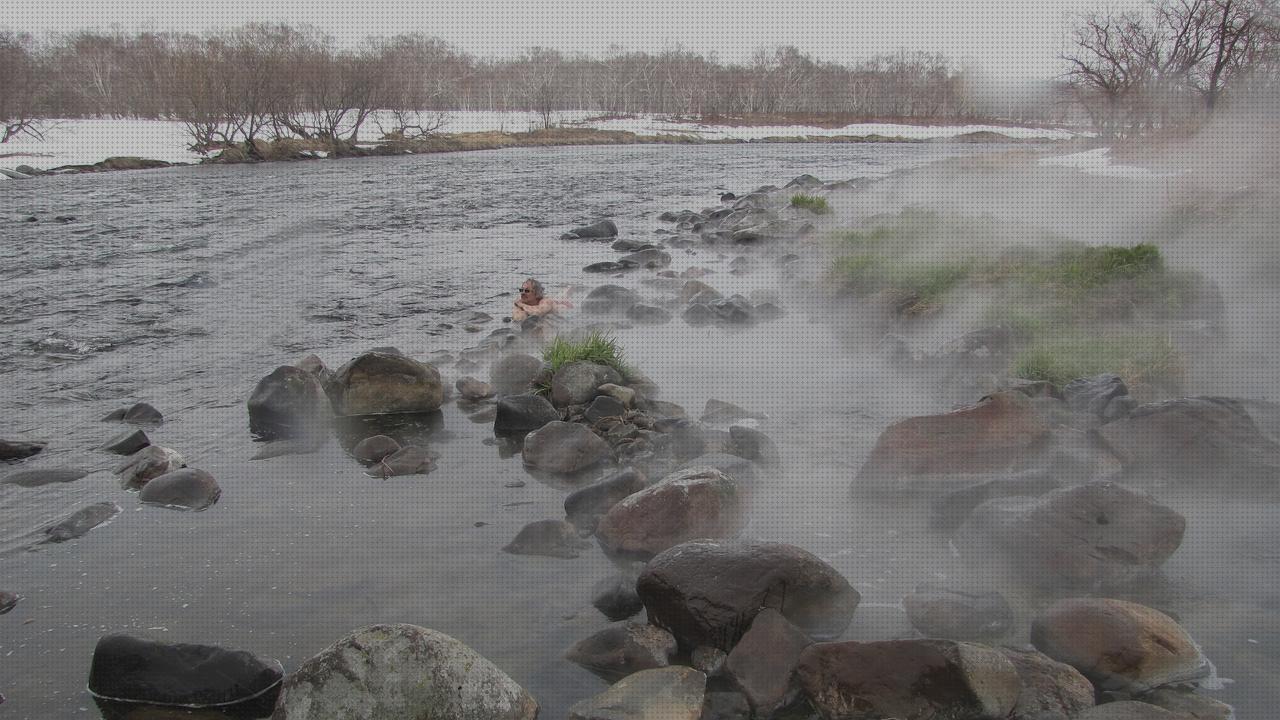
[
  {"xmin": 536, "ymin": 331, "xmax": 635, "ymax": 394},
  {"xmin": 790, "ymin": 193, "xmax": 831, "ymax": 214},
  {"xmin": 1010, "ymin": 332, "xmax": 1183, "ymax": 389}
]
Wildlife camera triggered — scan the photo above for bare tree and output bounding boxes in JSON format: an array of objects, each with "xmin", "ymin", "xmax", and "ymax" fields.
[{"xmin": 0, "ymin": 31, "xmax": 47, "ymax": 142}]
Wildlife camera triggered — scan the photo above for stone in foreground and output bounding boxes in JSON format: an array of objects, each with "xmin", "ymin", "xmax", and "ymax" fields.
[
  {"xmin": 89, "ymin": 634, "xmax": 283, "ymax": 708},
  {"xmin": 568, "ymin": 666, "xmax": 705, "ymax": 720}
]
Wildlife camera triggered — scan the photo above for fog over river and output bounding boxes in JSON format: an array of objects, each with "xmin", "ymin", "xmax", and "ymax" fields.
[{"xmin": 0, "ymin": 143, "xmax": 1274, "ymax": 718}]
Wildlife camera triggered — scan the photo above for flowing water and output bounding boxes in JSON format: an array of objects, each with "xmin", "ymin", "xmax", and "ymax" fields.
[{"xmin": 0, "ymin": 143, "xmax": 1274, "ymax": 718}]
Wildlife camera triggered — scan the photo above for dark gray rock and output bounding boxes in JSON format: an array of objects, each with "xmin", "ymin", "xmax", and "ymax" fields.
[
  {"xmin": 585, "ymin": 395, "xmax": 627, "ymax": 423},
  {"xmin": 113, "ymin": 445, "xmax": 185, "ymax": 488},
  {"xmin": 490, "ymin": 353, "xmax": 543, "ymax": 396},
  {"xmin": 929, "ymin": 469, "xmax": 1060, "ymax": 532},
  {"xmin": 45, "ymin": 502, "xmax": 121, "ymax": 542},
  {"xmin": 682, "ymin": 303, "xmax": 716, "ymax": 327},
  {"xmin": 494, "ymin": 393, "xmax": 560, "ymax": 438},
  {"xmin": 725, "ymin": 608, "xmax": 812, "ymax": 716},
  {"xmin": 591, "ymin": 571, "xmax": 644, "ymax": 621},
  {"xmin": 522, "ymin": 421, "xmax": 612, "ymax": 475},
  {"xmin": 562, "ymin": 219, "xmax": 619, "ymax": 240},
  {"xmin": 0, "ymin": 590, "xmax": 17, "ymax": 614},
  {"xmin": 0, "ymin": 439, "xmax": 44, "ymax": 461},
  {"xmin": 564, "ymin": 466, "xmax": 650, "ymax": 533},
  {"xmin": 456, "ymin": 376, "xmax": 495, "ymax": 401},
  {"xmin": 581, "ymin": 285, "xmax": 640, "ymax": 315},
  {"xmin": 612, "ymin": 239, "xmax": 659, "ymax": 252},
  {"xmin": 88, "ymin": 634, "xmax": 283, "ymax": 708},
  {"xmin": 1065, "ymin": 374, "xmax": 1133, "ymax": 421},
  {"xmin": 137, "ymin": 468, "xmax": 221, "ymax": 511},
  {"xmin": 101, "ymin": 403, "xmax": 164, "ymax": 427},
  {"xmin": 620, "ymin": 248, "xmax": 672, "ymax": 268},
  {"xmin": 583, "ymin": 260, "xmax": 637, "ymax": 273},
  {"xmin": 502, "ymin": 519, "xmax": 589, "ymax": 559},
  {"xmin": 692, "ymin": 646, "xmax": 727, "ymax": 677},
  {"xmin": 1, "ymin": 468, "xmax": 89, "ymax": 487},
  {"xmin": 330, "ymin": 352, "xmax": 444, "ymax": 416},
  {"xmin": 351, "ymin": 435, "xmax": 401, "ymax": 464},
  {"xmin": 99, "ymin": 428, "xmax": 150, "ymax": 455},
  {"xmin": 551, "ymin": 361, "xmax": 623, "ymax": 408},
  {"xmin": 727, "ymin": 425, "xmax": 781, "ymax": 467},
  {"xmin": 902, "ymin": 583, "xmax": 1013, "ymax": 641},
  {"xmin": 366, "ymin": 445, "xmax": 436, "ymax": 477},
  {"xmin": 247, "ymin": 365, "xmax": 331, "ymax": 440},
  {"xmin": 625, "ymin": 303, "xmax": 673, "ymax": 325},
  {"xmin": 564, "ymin": 622, "xmax": 677, "ymax": 680}
]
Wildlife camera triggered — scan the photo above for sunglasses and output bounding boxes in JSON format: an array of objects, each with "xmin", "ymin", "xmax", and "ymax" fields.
[{"xmin": 519, "ymin": 288, "xmax": 534, "ymax": 293}]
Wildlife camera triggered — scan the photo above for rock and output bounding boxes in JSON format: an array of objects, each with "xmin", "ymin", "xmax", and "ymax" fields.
[
  {"xmin": 352, "ymin": 435, "xmax": 402, "ymax": 464},
  {"xmin": 490, "ymin": 354, "xmax": 543, "ymax": 396},
  {"xmin": 113, "ymin": 445, "xmax": 186, "ymax": 488},
  {"xmin": 786, "ymin": 174, "xmax": 824, "ymax": 190},
  {"xmin": 1072, "ymin": 701, "xmax": 1185, "ymax": 719},
  {"xmin": 638, "ymin": 539, "xmax": 860, "ymax": 651},
  {"xmin": 44, "ymin": 502, "xmax": 121, "ymax": 542},
  {"xmin": 727, "ymin": 425, "xmax": 781, "ymax": 467},
  {"xmin": 647, "ymin": 400, "xmax": 688, "ymax": 420},
  {"xmin": 1065, "ymin": 374, "xmax": 1132, "ymax": 420},
  {"xmin": 98, "ymin": 428, "xmax": 151, "ymax": 455},
  {"xmin": 0, "ymin": 439, "xmax": 45, "ymax": 461},
  {"xmin": 250, "ymin": 436, "xmax": 326, "ymax": 460},
  {"xmin": 681, "ymin": 303, "xmax": 717, "ymax": 327},
  {"xmin": 568, "ymin": 667, "xmax": 705, "ymax": 720},
  {"xmin": 585, "ymin": 395, "xmax": 628, "ymax": 423},
  {"xmin": 613, "ymin": 239, "xmax": 658, "ymax": 252},
  {"xmin": 1142, "ymin": 688, "xmax": 1233, "ymax": 719},
  {"xmin": 597, "ymin": 383, "xmax": 636, "ymax": 408},
  {"xmin": 1, "ymin": 468, "xmax": 89, "ymax": 487},
  {"xmin": 564, "ymin": 466, "xmax": 651, "ymax": 532},
  {"xmin": 330, "ymin": 352, "xmax": 444, "ymax": 416},
  {"xmin": 707, "ymin": 297, "xmax": 756, "ymax": 325},
  {"xmin": 562, "ymin": 219, "xmax": 619, "ymax": 240},
  {"xmin": 522, "ymin": 421, "xmax": 612, "ymax": 475},
  {"xmin": 366, "ymin": 445, "xmax": 436, "ymax": 477},
  {"xmin": 295, "ymin": 353, "xmax": 333, "ymax": 384},
  {"xmin": 88, "ymin": 634, "xmax": 283, "ymax": 708},
  {"xmin": 679, "ymin": 280, "xmax": 722, "ymax": 305},
  {"xmin": 502, "ymin": 519, "xmax": 589, "ymax": 559},
  {"xmin": 592, "ymin": 571, "xmax": 644, "ymax": 621},
  {"xmin": 955, "ymin": 481, "xmax": 1186, "ymax": 590},
  {"xmin": 692, "ymin": 646, "xmax": 727, "ymax": 677},
  {"xmin": 725, "ymin": 608, "xmax": 813, "ymax": 716},
  {"xmin": 700, "ymin": 399, "xmax": 765, "ymax": 425},
  {"xmin": 272, "ymin": 623, "xmax": 538, "ymax": 720},
  {"xmin": 998, "ymin": 646, "xmax": 1096, "ymax": 720},
  {"xmin": 1091, "ymin": 397, "xmax": 1280, "ymax": 494},
  {"xmin": 596, "ymin": 467, "xmax": 746, "ymax": 561},
  {"xmin": 101, "ymin": 402, "xmax": 164, "ymax": 427},
  {"xmin": 625, "ymin": 303, "xmax": 674, "ymax": 325},
  {"xmin": 620, "ymin": 248, "xmax": 672, "ymax": 268},
  {"xmin": 702, "ymin": 691, "xmax": 751, "ymax": 720},
  {"xmin": 456, "ymin": 376, "xmax": 496, "ymax": 402},
  {"xmin": 137, "ymin": 468, "xmax": 221, "ymax": 511},
  {"xmin": 1032, "ymin": 598, "xmax": 1208, "ymax": 694},
  {"xmin": 753, "ymin": 302, "xmax": 785, "ymax": 321},
  {"xmin": 581, "ymin": 285, "xmax": 641, "ymax": 315},
  {"xmin": 856, "ymin": 391, "xmax": 1052, "ymax": 496},
  {"xmin": 564, "ymin": 623, "xmax": 678, "ymax": 680},
  {"xmin": 494, "ymin": 393, "xmax": 561, "ymax": 438},
  {"xmin": 584, "ymin": 260, "xmax": 637, "ymax": 273},
  {"xmin": 0, "ymin": 590, "xmax": 17, "ymax": 614},
  {"xmin": 676, "ymin": 453, "xmax": 759, "ymax": 490},
  {"xmin": 902, "ymin": 584, "xmax": 1013, "ymax": 641},
  {"xmin": 247, "ymin": 365, "xmax": 332, "ymax": 440},
  {"xmin": 929, "ymin": 470, "xmax": 1059, "ymax": 532},
  {"xmin": 796, "ymin": 639, "xmax": 1021, "ymax": 720},
  {"xmin": 551, "ymin": 361, "xmax": 623, "ymax": 407}
]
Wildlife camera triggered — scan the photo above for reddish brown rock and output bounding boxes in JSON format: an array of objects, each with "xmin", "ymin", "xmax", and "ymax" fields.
[
  {"xmin": 725, "ymin": 609, "xmax": 812, "ymax": 716},
  {"xmin": 999, "ymin": 646, "xmax": 1096, "ymax": 720},
  {"xmin": 596, "ymin": 467, "xmax": 746, "ymax": 560}
]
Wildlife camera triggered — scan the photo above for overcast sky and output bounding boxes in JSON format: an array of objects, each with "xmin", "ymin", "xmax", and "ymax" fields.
[{"xmin": 7, "ymin": 0, "xmax": 1146, "ymax": 81}]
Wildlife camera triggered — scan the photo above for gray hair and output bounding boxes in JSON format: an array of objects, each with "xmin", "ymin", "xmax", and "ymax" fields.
[{"xmin": 522, "ymin": 278, "xmax": 544, "ymax": 297}]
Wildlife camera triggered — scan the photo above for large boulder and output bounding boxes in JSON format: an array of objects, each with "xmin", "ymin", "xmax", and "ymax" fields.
[
  {"xmin": 248, "ymin": 365, "xmax": 332, "ymax": 440},
  {"xmin": 272, "ymin": 624, "xmax": 538, "ymax": 720},
  {"xmin": 596, "ymin": 467, "xmax": 746, "ymax": 561},
  {"xmin": 568, "ymin": 667, "xmax": 705, "ymax": 720},
  {"xmin": 522, "ymin": 421, "xmax": 612, "ymax": 475},
  {"xmin": 564, "ymin": 466, "xmax": 650, "ymax": 532},
  {"xmin": 88, "ymin": 634, "xmax": 283, "ymax": 709},
  {"xmin": 137, "ymin": 468, "xmax": 221, "ymax": 511},
  {"xmin": 954, "ymin": 481, "xmax": 1186, "ymax": 590},
  {"xmin": 725, "ymin": 609, "xmax": 813, "ymax": 716},
  {"xmin": 494, "ymin": 393, "xmax": 560, "ymax": 438},
  {"xmin": 637, "ymin": 540, "xmax": 860, "ymax": 651},
  {"xmin": 329, "ymin": 352, "xmax": 444, "ymax": 416},
  {"xmin": 490, "ymin": 354, "xmax": 543, "ymax": 396},
  {"xmin": 580, "ymin": 285, "xmax": 640, "ymax": 315},
  {"xmin": 551, "ymin": 361, "xmax": 623, "ymax": 407},
  {"xmin": 795, "ymin": 639, "xmax": 1021, "ymax": 720},
  {"xmin": 855, "ymin": 392, "xmax": 1052, "ymax": 496},
  {"xmin": 562, "ymin": 219, "xmax": 619, "ymax": 240},
  {"xmin": 564, "ymin": 622, "xmax": 677, "ymax": 680},
  {"xmin": 998, "ymin": 646, "xmax": 1096, "ymax": 720},
  {"xmin": 1031, "ymin": 598, "xmax": 1209, "ymax": 693},
  {"xmin": 1091, "ymin": 396, "xmax": 1280, "ymax": 494}
]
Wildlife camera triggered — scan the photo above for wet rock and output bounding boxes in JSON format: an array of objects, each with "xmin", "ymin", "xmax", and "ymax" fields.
[
  {"xmin": 102, "ymin": 402, "xmax": 164, "ymax": 427},
  {"xmin": 625, "ymin": 303, "xmax": 673, "ymax": 325},
  {"xmin": 676, "ymin": 453, "xmax": 759, "ymax": 490},
  {"xmin": 597, "ymin": 467, "xmax": 746, "ymax": 561},
  {"xmin": 591, "ymin": 570, "xmax": 644, "ymax": 621},
  {"xmin": 682, "ymin": 303, "xmax": 716, "ymax": 327},
  {"xmin": 98, "ymin": 428, "xmax": 151, "ymax": 455},
  {"xmin": 613, "ymin": 239, "xmax": 658, "ymax": 252},
  {"xmin": 796, "ymin": 639, "xmax": 1021, "ymax": 720},
  {"xmin": 1142, "ymin": 688, "xmax": 1233, "ymax": 719},
  {"xmin": 366, "ymin": 445, "xmax": 436, "ymax": 477},
  {"xmin": 489, "ymin": 354, "xmax": 542, "ymax": 397},
  {"xmin": 455, "ymin": 376, "xmax": 494, "ymax": 402},
  {"xmin": 702, "ymin": 691, "xmax": 751, "ymax": 720},
  {"xmin": 0, "ymin": 591, "xmax": 17, "ymax": 614},
  {"xmin": 88, "ymin": 634, "xmax": 283, "ymax": 709},
  {"xmin": 998, "ymin": 646, "xmax": 1096, "ymax": 720},
  {"xmin": 494, "ymin": 393, "xmax": 560, "ymax": 438},
  {"xmin": 638, "ymin": 539, "xmax": 860, "ymax": 651},
  {"xmin": 351, "ymin": 435, "xmax": 402, "ymax": 464},
  {"xmin": 564, "ymin": 466, "xmax": 651, "ymax": 533},
  {"xmin": 1091, "ymin": 397, "xmax": 1280, "ymax": 494},
  {"xmin": 1031, "ymin": 598, "xmax": 1209, "ymax": 693},
  {"xmin": 725, "ymin": 608, "xmax": 813, "ymax": 716},
  {"xmin": 753, "ymin": 302, "xmax": 785, "ymax": 321},
  {"xmin": 250, "ymin": 436, "xmax": 326, "ymax": 460},
  {"xmin": 1, "ymin": 468, "xmax": 89, "ymax": 487},
  {"xmin": 1072, "ymin": 701, "xmax": 1184, "ymax": 719},
  {"xmin": 522, "ymin": 421, "xmax": 612, "ymax": 475},
  {"xmin": 929, "ymin": 469, "xmax": 1059, "ymax": 532},
  {"xmin": 620, "ymin": 248, "xmax": 672, "ymax": 268},
  {"xmin": 902, "ymin": 583, "xmax": 1013, "ymax": 641},
  {"xmin": 562, "ymin": 219, "xmax": 619, "ymax": 240},
  {"xmin": 247, "ymin": 365, "xmax": 331, "ymax": 440},
  {"xmin": 679, "ymin": 279, "xmax": 722, "ymax": 304},
  {"xmin": 45, "ymin": 502, "xmax": 121, "ymax": 542},
  {"xmin": 330, "ymin": 352, "xmax": 444, "ymax": 416},
  {"xmin": 648, "ymin": 400, "xmax": 688, "ymax": 420},
  {"xmin": 707, "ymin": 297, "xmax": 755, "ymax": 325},
  {"xmin": 700, "ymin": 399, "xmax": 765, "ymax": 426},
  {"xmin": 1065, "ymin": 374, "xmax": 1133, "ymax": 420},
  {"xmin": 692, "ymin": 646, "xmax": 727, "ymax": 677},
  {"xmin": 564, "ymin": 622, "xmax": 678, "ymax": 680},
  {"xmin": 551, "ymin": 361, "xmax": 623, "ymax": 407},
  {"xmin": 581, "ymin": 285, "xmax": 641, "ymax": 315},
  {"xmin": 113, "ymin": 445, "xmax": 186, "ymax": 488},
  {"xmin": 584, "ymin": 260, "xmax": 637, "ymax": 273},
  {"xmin": 294, "ymin": 353, "xmax": 333, "ymax": 384},
  {"xmin": 568, "ymin": 666, "xmax": 705, "ymax": 720},
  {"xmin": 786, "ymin": 174, "xmax": 824, "ymax": 190},
  {"xmin": 0, "ymin": 439, "xmax": 45, "ymax": 461},
  {"xmin": 955, "ymin": 481, "xmax": 1186, "ymax": 590},
  {"xmin": 597, "ymin": 383, "xmax": 636, "ymax": 408},
  {"xmin": 727, "ymin": 425, "xmax": 781, "ymax": 467},
  {"xmin": 585, "ymin": 395, "xmax": 627, "ymax": 423},
  {"xmin": 137, "ymin": 468, "xmax": 221, "ymax": 511},
  {"xmin": 502, "ymin": 519, "xmax": 589, "ymax": 559},
  {"xmin": 272, "ymin": 623, "xmax": 538, "ymax": 720},
  {"xmin": 855, "ymin": 391, "xmax": 1051, "ymax": 496}
]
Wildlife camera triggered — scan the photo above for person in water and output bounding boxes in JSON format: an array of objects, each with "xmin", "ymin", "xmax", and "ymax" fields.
[{"xmin": 512, "ymin": 278, "xmax": 573, "ymax": 337}]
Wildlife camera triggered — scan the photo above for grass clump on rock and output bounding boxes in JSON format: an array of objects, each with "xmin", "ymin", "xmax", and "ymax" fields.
[
  {"xmin": 790, "ymin": 193, "xmax": 831, "ymax": 214},
  {"xmin": 1010, "ymin": 332, "xmax": 1184, "ymax": 390},
  {"xmin": 537, "ymin": 331, "xmax": 636, "ymax": 394}
]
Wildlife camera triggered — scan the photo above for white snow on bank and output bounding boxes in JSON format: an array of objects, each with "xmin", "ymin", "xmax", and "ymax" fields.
[
  {"xmin": 1, "ymin": 111, "xmax": 1082, "ymax": 173},
  {"xmin": 1039, "ymin": 147, "xmax": 1180, "ymax": 180}
]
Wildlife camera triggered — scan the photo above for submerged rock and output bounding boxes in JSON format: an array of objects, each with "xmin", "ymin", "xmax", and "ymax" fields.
[
  {"xmin": 99, "ymin": 428, "xmax": 150, "ymax": 455},
  {"xmin": 929, "ymin": 469, "xmax": 1059, "ymax": 532},
  {"xmin": 137, "ymin": 468, "xmax": 221, "ymax": 511},
  {"xmin": 564, "ymin": 622, "xmax": 677, "ymax": 680},
  {"xmin": 102, "ymin": 402, "xmax": 164, "ymax": 427},
  {"xmin": 902, "ymin": 583, "xmax": 1013, "ymax": 641},
  {"xmin": 88, "ymin": 634, "xmax": 283, "ymax": 708},
  {"xmin": 456, "ymin": 376, "xmax": 496, "ymax": 401},
  {"xmin": 272, "ymin": 624, "xmax": 538, "ymax": 720},
  {"xmin": 113, "ymin": 445, "xmax": 186, "ymax": 488},
  {"xmin": 580, "ymin": 284, "xmax": 640, "ymax": 315},
  {"xmin": 591, "ymin": 570, "xmax": 644, "ymax": 621},
  {"xmin": 568, "ymin": 667, "xmax": 705, "ymax": 720},
  {"xmin": 564, "ymin": 466, "xmax": 650, "ymax": 533},
  {"xmin": 247, "ymin": 365, "xmax": 332, "ymax": 440},
  {"xmin": 0, "ymin": 439, "xmax": 45, "ymax": 461},
  {"xmin": 0, "ymin": 590, "xmax": 18, "ymax": 614},
  {"xmin": 366, "ymin": 445, "xmax": 436, "ymax": 477},
  {"xmin": 494, "ymin": 394, "xmax": 560, "ymax": 438},
  {"xmin": 1, "ymin": 468, "xmax": 89, "ymax": 487},
  {"xmin": 351, "ymin": 435, "xmax": 401, "ymax": 464},
  {"xmin": 45, "ymin": 502, "xmax": 121, "ymax": 542},
  {"xmin": 503, "ymin": 519, "xmax": 589, "ymax": 559},
  {"xmin": 329, "ymin": 352, "xmax": 444, "ymax": 416},
  {"xmin": 561, "ymin": 219, "xmax": 619, "ymax": 240},
  {"xmin": 522, "ymin": 421, "xmax": 612, "ymax": 475}
]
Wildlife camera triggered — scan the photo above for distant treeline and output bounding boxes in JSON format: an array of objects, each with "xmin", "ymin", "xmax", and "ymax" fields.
[{"xmin": 0, "ymin": 24, "xmax": 1068, "ymax": 149}]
